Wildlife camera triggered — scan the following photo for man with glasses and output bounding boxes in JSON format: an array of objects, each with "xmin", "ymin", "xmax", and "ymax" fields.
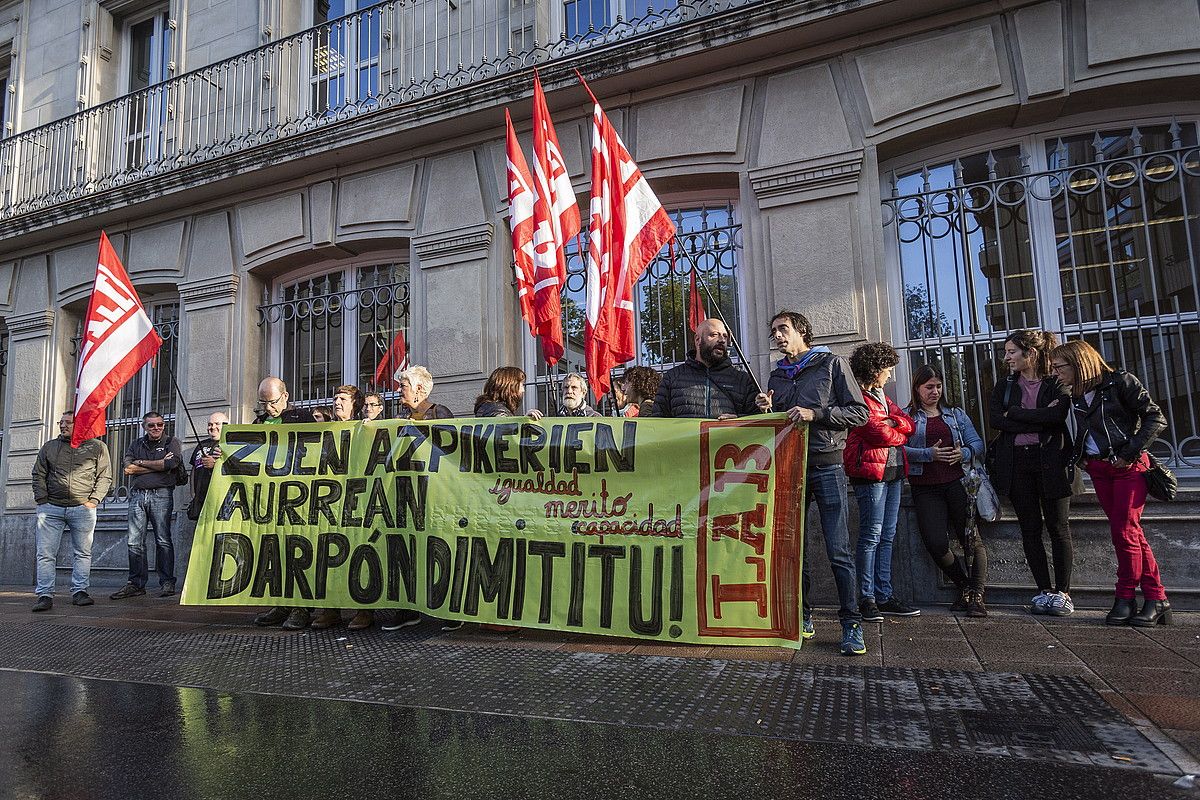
[
  {"xmin": 111, "ymin": 411, "xmax": 184, "ymax": 600},
  {"xmin": 362, "ymin": 392, "xmax": 387, "ymax": 421},
  {"xmin": 251, "ymin": 376, "xmax": 317, "ymax": 629}
]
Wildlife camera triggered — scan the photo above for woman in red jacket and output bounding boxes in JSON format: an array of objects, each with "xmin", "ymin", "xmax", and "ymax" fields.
[{"xmin": 845, "ymin": 343, "xmax": 919, "ymax": 622}]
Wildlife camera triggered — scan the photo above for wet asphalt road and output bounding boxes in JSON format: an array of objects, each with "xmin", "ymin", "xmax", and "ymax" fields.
[{"xmin": 0, "ymin": 670, "xmax": 1190, "ymax": 800}]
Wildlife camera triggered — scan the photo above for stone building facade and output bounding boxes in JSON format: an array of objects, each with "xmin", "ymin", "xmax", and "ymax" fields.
[{"xmin": 0, "ymin": 0, "xmax": 1196, "ymax": 604}]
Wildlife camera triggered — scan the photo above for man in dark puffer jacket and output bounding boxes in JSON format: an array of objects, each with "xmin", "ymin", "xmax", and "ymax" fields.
[{"xmin": 648, "ymin": 319, "xmax": 760, "ymax": 419}]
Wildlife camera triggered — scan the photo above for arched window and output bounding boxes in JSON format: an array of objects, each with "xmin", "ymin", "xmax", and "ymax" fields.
[
  {"xmin": 71, "ymin": 300, "xmax": 179, "ymax": 504},
  {"xmin": 882, "ymin": 119, "xmax": 1200, "ymax": 469},
  {"xmin": 258, "ymin": 257, "xmax": 410, "ymax": 410},
  {"xmin": 525, "ymin": 201, "xmax": 744, "ymax": 411}
]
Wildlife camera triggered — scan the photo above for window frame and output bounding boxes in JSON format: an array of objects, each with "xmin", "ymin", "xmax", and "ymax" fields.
[
  {"xmin": 879, "ymin": 111, "xmax": 1200, "ymax": 470},
  {"xmin": 265, "ymin": 250, "xmax": 412, "ymax": 406},
  {"xmin": 520, "ymin": 194, "xmax": 746, "ymax": 410}
]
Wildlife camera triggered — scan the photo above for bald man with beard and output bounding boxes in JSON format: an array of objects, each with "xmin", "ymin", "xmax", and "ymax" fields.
[
  {"xmin": 250, "ymin": 376, "xmax": 317, "ymax": 630},
  {"xmin": 647, "ymin": 318, "xmax": 760, "ymax": 419}
]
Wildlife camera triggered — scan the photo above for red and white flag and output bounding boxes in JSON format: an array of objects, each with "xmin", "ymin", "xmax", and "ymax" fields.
[
  {"xmin": 373, "ymin": 329, "xmax": 409, "ymax": 391},
  {"xmin": 71, "ymin": 232, "xmax": 163, "ymax": 448},
  {"xmin": 532, "ymin": 73, "xmax": 581, "ymax": 282},
  {"xmin": 582, "ymin": 80, "xmax": 676, "ymax": 399},
  {"xmin": 505, "ymin": 108, "xmax": 565, "ymax": 364}
]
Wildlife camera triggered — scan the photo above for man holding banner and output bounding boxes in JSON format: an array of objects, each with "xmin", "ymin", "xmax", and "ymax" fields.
[
  {"xmin": 760, "ymin": 310, "xmax": 869, "ymax": 655},
  {"xmin": 649, "ymin": 319, "xmax": 759, "ymax": 420}
]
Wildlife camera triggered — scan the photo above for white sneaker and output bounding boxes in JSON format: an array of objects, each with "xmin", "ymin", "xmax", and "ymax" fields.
[
  {"xmin": 1030, "ymin": 592, "xmax": 1052, "ymax": 614},
  {"xmin": 1046, "ymin": 591, "xmax": 1074, "ymax": 617}
]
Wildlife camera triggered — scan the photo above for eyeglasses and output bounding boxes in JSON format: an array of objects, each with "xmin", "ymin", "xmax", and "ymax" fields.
[
  {"xmin": 364, "ymin": 402, "xmax": 383, "ymax": 408},
  {"xmin": 1050, "ymin": 363, "xmax": 1071, "ymax": 372},
  {"xmin": 259, "ymin": 393, "xmax": 286, "ymax": 407},
  {"xmin": 145, "ymin": 423, "xmax": 165, "ymax": 429}
]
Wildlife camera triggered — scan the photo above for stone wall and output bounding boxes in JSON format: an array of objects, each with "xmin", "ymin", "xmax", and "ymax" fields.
[{"xmin": 1, "ymin": 0, "xmax": 1198, "ymax": 602}]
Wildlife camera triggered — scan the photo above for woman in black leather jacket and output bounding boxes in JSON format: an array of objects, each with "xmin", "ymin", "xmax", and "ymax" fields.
[{"xmin": 1050, "ymin": 340, "xmax": 1171, "ymax": 627}]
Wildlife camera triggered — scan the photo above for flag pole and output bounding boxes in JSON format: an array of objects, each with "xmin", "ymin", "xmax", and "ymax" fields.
[
  {"xmin": 165, "ymin": 361, "xmax": 203, "ymax": 445},
  {"xmin": 675, "ymin": 244, "xmax": 763, "ymax": 395}
]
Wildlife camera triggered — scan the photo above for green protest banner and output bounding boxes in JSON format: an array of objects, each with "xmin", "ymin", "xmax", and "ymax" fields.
[{"xmin": 182, "ymin": 415, "xmax": 807, "ymax": 647}]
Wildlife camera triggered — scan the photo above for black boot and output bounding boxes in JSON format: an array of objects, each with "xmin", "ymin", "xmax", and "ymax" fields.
[
  {"xmin": 1105, "ymin": 597, "xmax": 1137, "ymax": 626},
  {"xmin": 1130, "ymin": 599, "xmax": 1172, "ymax": 627},
  {"xmin": 941, "ymin": 556, "xmax": 969, "ymax": 611}
]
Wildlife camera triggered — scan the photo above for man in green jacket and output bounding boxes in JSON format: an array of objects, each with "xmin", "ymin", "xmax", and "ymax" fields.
[{"xmin": 31, "ymin": 411, "xmax": 113, "ymax": 611}]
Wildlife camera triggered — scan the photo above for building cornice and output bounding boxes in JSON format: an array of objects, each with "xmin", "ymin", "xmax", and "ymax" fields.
[{"xmin": 749, "ymin": 150, "xmax": 865, "ymax": 208}]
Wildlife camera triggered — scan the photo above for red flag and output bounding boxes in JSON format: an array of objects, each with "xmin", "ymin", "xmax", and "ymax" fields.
[
  {"xmin": 373, "ymin": 329, "xmax": 409, "ymax": 391},
  {"xmin": 582, "ymin": 78, "xmax": 676, "ymax": 399},
  {"xmin": 72, "ymin": 232, "xmax": 163, "ymax": 448},
  {"xmin": 688, "ymin": 265, "xmax": 707, "ymax": 332},
  {"xmin": 532, "ymin": 73, "xmax": 581, "ymax": 283},
  {"xmin": 505, "ymin": 108, "xmax": 564, "ymax": 364}
]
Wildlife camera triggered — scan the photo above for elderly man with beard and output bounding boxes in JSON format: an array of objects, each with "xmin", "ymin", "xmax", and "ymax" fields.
[
  {"xmin": 557, "ymin": 372, "xmax": 601, "ymax": 417},
  {"xmin": 648, "ymin": 318, "xmax": 759, "ymax": 419}
]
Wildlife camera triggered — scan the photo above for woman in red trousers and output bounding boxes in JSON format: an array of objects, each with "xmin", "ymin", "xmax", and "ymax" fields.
[{"xmin": 1050, "ymin": 341, "xmax": 1171, "ymax": 626}]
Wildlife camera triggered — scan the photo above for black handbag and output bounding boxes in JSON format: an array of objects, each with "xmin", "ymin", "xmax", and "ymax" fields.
[{"xmin": 1144, "ymin": 453, "xmax": 1178, "ymax": 502}]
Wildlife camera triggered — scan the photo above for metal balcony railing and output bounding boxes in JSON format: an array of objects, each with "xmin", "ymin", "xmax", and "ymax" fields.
[{"xmin": 0, "ymin": 0, "xmax": 760, "ymax": 222}]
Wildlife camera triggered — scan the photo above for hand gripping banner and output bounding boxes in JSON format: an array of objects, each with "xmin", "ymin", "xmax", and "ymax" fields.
[{"xmin": 183, "ymin": 415, "xmax": 807, "ymax": 648}]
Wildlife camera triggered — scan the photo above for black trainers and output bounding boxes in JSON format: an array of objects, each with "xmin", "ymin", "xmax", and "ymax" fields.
[
  {"xmin": 159, "ymin": 582, "xmax": 176, "ymax": 597},
  {"xmin": 281, "ymin": 608, "xmax": 312, "ymax": 631},
  {"xmin": 859, "ymin": 598, "xmax": 884, "ymax": 623},
  {"xmin": 71, "ymin": 591, "xmax": 94, "ymax": 607},
  {"xmin": 440, "ymin": 620, "xmax": 465, "ymax": 632},
  {"xmin": 381, "ymin": 609, "xmax": 422, "ymax": 631},
  {"xmin": 877, "ymin": 596, "xmax": 921, "ymax": 617},
  {"xmin": 32, "ymin": 596, "xmax": 52, "ymax": 612},
  {"xmin": 253, "ymin": 606, "xmax": 290, "ymax": 627},
  {"xmin": 110, "ymin": 582, "xmax": 146, "ymax": 600}
]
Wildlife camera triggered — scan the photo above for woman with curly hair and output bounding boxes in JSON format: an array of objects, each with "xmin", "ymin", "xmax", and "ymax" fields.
[
  {"xmin": 620, "ymin": 366, "xmax": 661, "ymax": 417},
  {"xmin": 989, "ymin": 329, "xmax": 1074, "ymax": 616},
  {"xmin": 845, "ymin": 343, "xmax": 918, "ymax": 621}
]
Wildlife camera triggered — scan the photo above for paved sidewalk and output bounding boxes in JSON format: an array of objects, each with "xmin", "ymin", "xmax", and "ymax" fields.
[{"xmin": 2, "ymin": 586, "xmax": 1197, "ymax": 781}]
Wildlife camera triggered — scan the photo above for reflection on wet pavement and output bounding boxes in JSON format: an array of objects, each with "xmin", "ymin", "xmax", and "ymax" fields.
[{"xmin": 0, "ymin": 671, "xmax": 1190, "ymax": 800}]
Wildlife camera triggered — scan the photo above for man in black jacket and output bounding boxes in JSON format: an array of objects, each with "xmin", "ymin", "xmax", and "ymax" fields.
[
  {"xmin": 648, "ymin": 319, "xmax": 759, "ymax": 419},
  {"xmin": 758, "ymin": 310, "xmax": 869, "ymax": 655},
  {"xmin": 250, "ymin": 376, "xmax": 317, "ymax": 630}
]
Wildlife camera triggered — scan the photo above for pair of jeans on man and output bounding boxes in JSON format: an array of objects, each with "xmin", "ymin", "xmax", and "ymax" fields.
[
  {"xmin": 35, "ymin": 504, "xmax": 97, "ymax": 596},
  {"xmin": 127, "ymin": 487, "xmax": 176, "ymax": 589},
  {"xmin": 802, "ymin": 464, "xmax": 860, "ymax": 623}
]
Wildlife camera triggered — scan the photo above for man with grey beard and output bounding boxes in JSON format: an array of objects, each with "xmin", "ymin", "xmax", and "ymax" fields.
[{"xmin": 556, "ymin": 372, "xmax": 601, "ymax": 417}]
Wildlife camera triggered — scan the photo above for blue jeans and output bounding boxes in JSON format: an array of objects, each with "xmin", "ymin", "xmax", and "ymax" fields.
[
  {"xmin": 127, "ymin": 488, "xmax": 176, "ymax": 588},
  {"xmin": 801, "ymin": 463, "xmax": 860, "ymax": 623},
  {"xmin": 853, "ymin": 479, "xmax": 903, "ymax": 602},
  {"xmin": 35, "ymin": 504, "xmax": 97, "ymax": 596}
]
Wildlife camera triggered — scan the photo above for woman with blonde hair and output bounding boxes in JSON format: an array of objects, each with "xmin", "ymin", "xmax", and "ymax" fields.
[{"xmin": 1050, "ymin": 340, "xmax": 1171, "ymax": 626}]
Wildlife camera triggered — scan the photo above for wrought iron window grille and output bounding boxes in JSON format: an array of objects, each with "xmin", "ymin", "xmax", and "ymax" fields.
[
  {"xmin": 883, "ymin": 122, "xmax": 1200, "ymax": 470},
  {"xmin": 0, "ymin": 0, "xmax": 759, "ymax": 222},
  {"xmin": 524, "ymin": 203, "xmax": 744, "ymax": 412},
  {"xmin": 257, "ymin": 266, "xmax": 410, "ymax": 408}
]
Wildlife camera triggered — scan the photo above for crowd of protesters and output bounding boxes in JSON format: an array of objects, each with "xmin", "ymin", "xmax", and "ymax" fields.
[{"xmin": 31, "ymin": 312, "xmax": 1174, "ymax": 648}]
